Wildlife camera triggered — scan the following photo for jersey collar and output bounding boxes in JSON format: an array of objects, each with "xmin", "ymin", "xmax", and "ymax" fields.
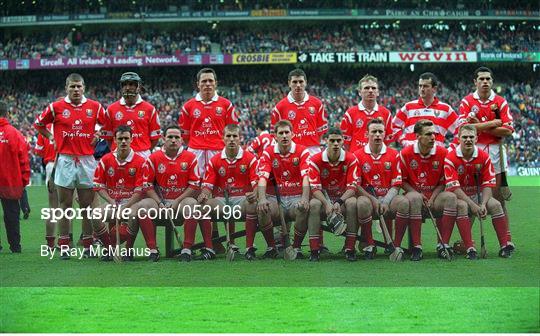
[
  {"xmin": 472, "ymin": 90, "xmax": 496, "ymax": 102},
  {"xmin": 274, "ymin": 141, "xmax": 296, "ymax": 154},
  {"xmin": 322, "ymin": 148, "xmax": 346, "ymax": 162},
  {"xmin": 358, "ymin": 101, "xmax": 379, "ymax": 115},
  {"xmin": 287, "ymin": 92, "xmax": 309, "ymax": 105},
  {"xmin": 64, "ymin": 96, "xmax": 88, "ymax": 106},
  {"xmin": 221, "ymin": 147, "xmax": 244, "ymax": 160},
  {"xmin": 364, "ymin": 143, "xmax": 387, "ymax": 155},
  {"xmin": 120, "ymin": 95, "xmax": 143, "ymax": 107},
  {"xmin": 418, "ymin": 97, "xmax": 439, "ymax": 108},
  {"xmin": 162, "ymin": 146, "xmax": 184, "ymax": 160},
  {"xmin": 113, "ymin": 149, "xmax": 135, "ymax": 166},
  {"xmin": 456, "ymin": 145, "xmax": 478, "ymax": 160},
  {"xmin": 413, "ymin": 141, "xmax": 436, "ymax": 157},
  {"xmin": 195, "ymin": 93, "xmax": 219, "ymax": 103}
]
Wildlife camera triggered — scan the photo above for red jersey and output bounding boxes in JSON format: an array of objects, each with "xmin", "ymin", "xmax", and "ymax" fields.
[
  {"xmin": 247, "ymin": 131, "xmax": 275, "ymax": 158},
  {"xmin": 142, "ymin": 148, "xmax": 200, "ymax": 200},
  {"xmin": 258, "ymin": 142, "xmax": 310, "ymax": 197},
  {"xmin": 353, "ymin": 144, "xmax": 402, "ymax": 197},
  {"xmin": 271, "ymin": 93, "xmax": 327, "ymax": 147},
  {"xmin": 399, "ymin": 143, "xmax": 447, "ymax": 198},
  {"xmin": 308, "ymin": 149, "xmax": 358, "ymax": 199},
  {"xmin": 93, "ymin": 150, "xmax": 145, "ymax": 201},
  {"xmin": 35, "ymin": 124, "xmax": 55, "ymax": 164},
  {"xmin": 340, "ymin": 102, "xmax": 392, "ymax": 152},
  {"xmin": 102, "ymin": 96, "xmax": 161, "ymax": 152},
  {"xmin": 0, "ymin": 117, "xmax": 30, "ymax": 200},
  {"xmin": 201, "ymin": 148, "xmax": 258, "ymax": 197},
  {"xmin": 34, "ymin": 96, "xmax": 105, "ymax": 156},
  {"xmin": 391, "ymin": 97, "xmax": 459, "ymax": 147},
  {"xmin": 444, "ymin": 146, "xmax": 496, "ymax": 196},
  {"xmin": 458, "ymin": 90, "xmax": 514, "ymax": 145},
  {"xmin": 179, "ymin": 93, "xmax": 238, "ymax": 150}
]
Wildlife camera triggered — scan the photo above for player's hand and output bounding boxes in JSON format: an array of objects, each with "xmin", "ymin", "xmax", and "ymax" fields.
[
  {"xmin": 158, "ymin": 200, "xmax": 171, "ymax": 208},
  {"xmin": 257, "ymin": 198, "xmax": 270, "ymax": 213},
  {"xmin": 467, "ymin": 116, "xmax": 480, "ymax": 124},
  {"xmin": 424, "ymin": 194, "xmax": 433, "ymax": 208},
  {"xmin": 245, "ymin": 191, "xmax": 257, "ymax": 203},
  {"xmin": 197, "ymin": 192, "xmax": 209, "ymax": 204},
  {"xmin": 90, "ymin": 131, "xmax": 100, "ymax": 146},
  {"xmin": 490, "ymin": 119, "xmax": 502, "ymax": 128},
  {"xmin": 379, "ymin": 203, "xmax": 389, "ymax": 216},
  {"xmin": 479, "ymin": 204, "xmax": 488, "ymax": 219},
  {"xmin": 324, "ymin": 203, "xmax": 333, "ymax": 216},
  {"xmin": 297, "ymin": 198, "xmax": 309, "ymax": 212},
  {"xmin": 170, "ymin": 199, "xmax": 181, "ymax": 210},
  {"xmin": 332, "ymin": 201, "xmax": 342, "ymax": 214}
]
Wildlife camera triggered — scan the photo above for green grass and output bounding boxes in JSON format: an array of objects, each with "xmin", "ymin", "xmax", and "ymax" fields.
[{"xmin": 1, "ymin": 182, "xmax": 539, "ymax": 332}]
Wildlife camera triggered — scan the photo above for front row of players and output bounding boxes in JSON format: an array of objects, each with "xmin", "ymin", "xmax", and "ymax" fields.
[{"xmin": 87, "ymin": 119, "xmax": 513, "ymax": 262}]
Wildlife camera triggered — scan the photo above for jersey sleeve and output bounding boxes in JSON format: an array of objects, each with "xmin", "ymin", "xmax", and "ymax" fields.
[
  {"xmin": 149, "ymin": 107, "xmax": 162, "ymax": 140},
  {"xmin": 340, "ymin": 110, "xmax": 353, "ymax": 147},
  {"xmin": 248, "ymin": 155, "xmax": 258, "ymax": 188},
  {"xmin": 18, "ymin": 136, "xmax": 30, "ymax": 187},
  {"xmin": 225, "ymin": 102, "xmax": 239, "ymax": 125},
  {"xmin": 308, "ymin": 159, "xmax": 322, "ymax": 193},
  {"xmin": 178, "ymin": 104, "xmax": 191, "ymax": 144},
  {"xmin": 187, "ymin": 155, "xmax": 201, "ymax": 190},
  {"xmin": 95, "ymin": 103, "xmax": 106, "ymax": 131},
  {"xmin": 258, "ymin": 149, "xmax": 273, "ymax": 181},
  {"xmin": 498, "ymin": 99, "xmax": 514, "ymax": 133},
  {"xmin": 270, "ymin": 107, "xmax": 281, "ymax": 130},
  {"xmin": 299, "ymin": 148, "xmax": 310, "ymax": 179},
  {"xmin": 34, "ymin": 103, "xmax": 55, "ymax": 131},
  {"xmin": 398, "ymin": 151, "xmax": 410, "ymax": 184},
  {"xmin": 201, "ymin": 158, "xmax": 217, "ymax": 192},
  {"xmin": 444, "ymin": 157, "xmax": 460, "ymax": 192},
  {"xmin": 390, "ymin": 153, "xmax": 402, "ymax": 188},
  {"xmin": 481, "ymin": 154, "xmax": 497, "ymax": 189},
  {"xmin": 445, "ymin": 106, "xmax": 460, "ymax": 135},
  {"xmin": 35, "ymin": 134, "xmax": 46, "ymax": 157},
  {"xmin": 101, "ymin": 108, "xmax": 114, "ymax": 141},
  {"xmin": 247, "ymin": 137, "xmax": 260, "ymax": 156},
  {"xmin": 142, "ymin": 158, "xmax": 156, "ymax": 191},
  {"xmin": 316, "ymin": 102, "xmax": 328, "ymax": 140},
  {"xmin": 383, "ymin": 109, "xmax": 393, "ymax": 144},
  {"xmin": 345, "ymin": 158, "xmax": 359, "ymax": 191},
  {"xmin": 391, "ymin": 106, "xmax": 407, "ymax": 144},
  {"xmin": 93, "ymin": 159, "xmax": 107, "ymax": 191}
]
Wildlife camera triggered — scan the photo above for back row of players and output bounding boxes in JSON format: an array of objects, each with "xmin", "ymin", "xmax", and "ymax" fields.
[{"xmin": 33, "ymin": 67, "xmax": 515, "ymax": 261}]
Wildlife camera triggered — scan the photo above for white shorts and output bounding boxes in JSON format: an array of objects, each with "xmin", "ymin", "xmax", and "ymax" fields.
[
  {"xmin": 215, "ymin": 196, "xmax": 245, "ymax": 208},
  {"xmin": 136, "ymin": 150, "xmax": 151, "ymax": 160},
  {"xmin": 478, "ymin": 143, "xmax": 507, "ymax": 174},
  {"xmin": 45, "ymin": 162, "xmax": 54, "ymax": 186},
  {"xmin": 188, "ymin": 148, "xmax": 220, "ymax": 177},
  {"xmin": 54, "ymin": 154, "xmax": 97, "ymax": 189},
  {"xmin": 269, "ymin": 195, "xmax": 302, "ymax": 212}
]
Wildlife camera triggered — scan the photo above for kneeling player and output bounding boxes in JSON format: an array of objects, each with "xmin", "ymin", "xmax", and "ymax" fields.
[
  {"xmin": 257, "ymin": 120, "xmax": 311, "ymax": 259},
  {"xmin": 354, "ymin": 119, "xmax": 409, "ymax": 259},
  {"xmin": 308, "ymin": 128, "xmax": 358, "ymax": 261},
  {"xmin": 133, "ymin": 125, "xmax": 202, "ymax": 262},
  {"xmin": 399, "ymin": 120, "xmax": 458, "ymax": 261},
  {"xmin": 197, "ymin": 124, "xmax": 259, "ymax": 260},
  {"xmin": 444, "ymin": 124, "xmax": 513, "ymax": 259}
]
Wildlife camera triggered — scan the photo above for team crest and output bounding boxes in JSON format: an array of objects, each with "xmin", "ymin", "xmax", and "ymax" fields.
[
  {"xmin": 138, "ymin": 111, "xmax": 145, "ymax": 118},
  {"xmin": 308, "ymin": 107, "xmax": 315, "ymax": 115},
  {"xmin": 180, "ymin": 162, "xmax": 188, "ymax": 171},
  {"xmin": 356, "ymin": 119, "xmax": 364, "ymax": 128},
  {"xmin": 321, "ymin": 169, "xmax": 329, "ymax": 178},
  {"xmin": 218, "ymin": 166, "xmax": 226, "ymax": 177},
  {"xmin": 292, "ymin": 157, "xmax": 300, "ymax": 166},
  {"xmin": 474, "ymin": 164, "xmax": 482, "ymax": 171},
  {"xmin": 471, "ymin": 105, "xmax": 479, "ymax": 114},
  {"xmin": 115, "ymin": 111, "xmax": 123, "ymax": 121},
  {"xmin": 128, "ymin": 168, "xmax": 136, "ymax": 176},
  {"xmin": 410, "ymin": 159, "xmax": 418, "ymax": 169},
  {"xmin": 384, "ymin": 162, "xmax": 391, "ymax": 170},
  {"xmin": 433, "ymin": 110, "xmax": 440, "ymax": 117},
  {"xmin": 62, "ymin": 109, "xmax": 71, "ymax": 118},
  {"xmin": 432, "ymin": 161, "xmax": 440, "ymax": 170},
  {"xmin": 272, "ymin": 159, "xmax": 279, "ymax": 168},
  {"xmin": 215, "ymin": 107, "xmax": 223, "ymax": 116},
  {"xmin": 240, "ymin": 165, "xmax": 247, "ymax": 173},
  {"xmin": 342, "ymin": 165, "xmax": 347, "ymax": 173},
  {"xmin": 86, "ymin": 109, "xmax": 93, "ymax": 117},
  {"xmin": 193, "ymin": 109, "xmax": 201, "ymax": 118},
  {"xmin": 457, "ymin": 165, "xmax": 465, "ymax": 175},
  {"xmin": 362, "ymin": 162, "xmax": 371, "ymax": 173},
  {"xmin": 107, "ymin": 167, "xmax": 115, "ymax": 176},
  {"xmin": 158, "ymin": 163, "xmax": 166, "ymax": 174},
  {"xmin": 288, "ymin": 111, "xmax": 296, "ymax": 120}
]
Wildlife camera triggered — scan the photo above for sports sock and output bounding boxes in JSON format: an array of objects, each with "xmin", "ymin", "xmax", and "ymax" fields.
[
  {"xmin": 345, "ymin": 232, "xmax": 357, "ymax": 251},
  {"xmin": 359, "ymin": 216, "xmax": 374, "ymax": 246},
  {"xmin": 492, "ymin": 213, "xmax": 509, "ymax": 247},
  {"xmin": 393, "ymin": 212, "xmax": 409, "ymax": 247},
  {"xmin": 409, "ymin": 214, "xmax": 422, "ymax": 247},
  {"xmin": 95, "ymin": 225, "xmax": 111, "ymax": 247},
  {"xmin": 245, "ymin": 214, "xmax": 257, "ymax": 249},
  {"xmin": 46, "ymin": 235, "xmax": 55, "ymax": 248},
  {"xmin": 183, "ymin": 218, "xmax": 197, "ymax": 249},
  {"xmin": 199, "ymin": 219, "xmax": 213, "ymax": 249},
  {"xmin": 439, "ymin": 209, "xmax": 456, "ymax": 245},
  {"xmin": 293, "ymin": 228, "xmax": 306, "ymax": 248},
  {"xmin": 138, "ymin": 217, "xmax": 157, "ymax": 250},
  {"xmin": 309, "ymin": 234, "xmax": 320, "ymax": 252},
  {"xmin": 456, "ymin": 215, "xmax": 474, "ymax": 249}
]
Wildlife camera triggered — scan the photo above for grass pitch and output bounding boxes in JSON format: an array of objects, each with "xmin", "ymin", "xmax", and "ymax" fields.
[{"xmin": 1, "ymin": 179, "xmax": 539, "ymax": 332}]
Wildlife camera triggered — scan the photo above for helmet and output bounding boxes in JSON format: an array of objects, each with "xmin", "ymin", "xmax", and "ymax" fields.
[{"xmin": 119, "ymin": 72, "xmax": 142, "ymax": 84}]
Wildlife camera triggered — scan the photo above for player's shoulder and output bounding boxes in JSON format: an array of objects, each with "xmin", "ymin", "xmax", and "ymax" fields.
[
  {"xmin": 344, "ymin": 151, "xmax": 357, "ymax": 162},
  {"xmin": 181, "ymin": 148, "xmax": 197, "ymax": 161},
  {"xmin": 84, "ymin": 97, "xmax": 103, "ymax": 107},
  {"xmin": 435, "ymin": 145, "xmax": 448, "ymax": 156},
  {"xmin": 307, "ymin": 94, "xmax": 323, "ymax": 105},
  {"xmin": 400, "ymin": 144, "xmax": 414, "ymax": 155},
  {"xmin": 132, "ymin": 153, "xmax": 147, "ymax": 164},
  {"xmin": 386, "ymin": 146, "xmax": 399, "ymax": 157},
  {"xmin": 403, "ymin": 99, "xmax": 420, "ymax": 108},
  {"xmin": 274, "ymin": 96, "xmax": 290, "ymax": 109},
  {"xmin": 100, "ymin": 152, "xmax": 116, "ymax": 163},
  {"xmin": 493, "ymin": 94, "xmax": 508, "ymax": 104},
  {"xmin": 216, "ymin": 96, "xmax": 233, "ymax": 105},
  {"xmin": 148, "ymin": 150, "xmax": 164, "ymax": 162},
  {"xmin": 138, "ymin": 99, "xmax": 156, "ymax": 110},
  {"xmin": 310, "ymin": 151, "xmax": 324, "ymax": 163},
  {"xmin": 378, "ymin": 104, "xmax": 392, "ymax": 114},
  {"xmin": 295, "ymin": 143, "xmax": 309, "ymax": 154},
  {"xmin": 182, "ymin": 97, "xmax": 198, "ymax": 108}
]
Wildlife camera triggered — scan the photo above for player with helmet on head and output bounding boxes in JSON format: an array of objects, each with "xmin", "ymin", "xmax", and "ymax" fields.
[{"xmin": 101, "ymin": 72, "xmax": 161, "ymax": 160}]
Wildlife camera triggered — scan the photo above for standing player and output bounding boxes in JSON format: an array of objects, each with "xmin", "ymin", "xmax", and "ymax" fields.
[
  {"xmin": 247, "ymin": 122, "xmax": 275, "ymax": 158},
  {"xmin": 353, "ymin": 119, "xmax": 409, "ymax": 259},
  {"xmin": 340, "ymin": 74, "xmax": 392, "ymax": 152},
  {"xmin": 444, "ymin": 124, "xmax": 513, "ymax": 258},
  {"xmin": 179, "ymin": 67, "xmax": 239, "ymax": 175},
  {"xmin": 457, "ymin": 66, "xmax": 514, "ymax": 250},
  {"xmin": 391, "ymin": 72, "xmax": 459, "ymax": 147},
  {"xmin": 102, "ymin": 72, "xmax": 161, "ymax": 160},
  {"xmin": 0, "ymin": 101, "xmax": 30, "ymax": 253},
  {"xmin": 134, "ymin": 125, "xmax": 201, "ymax": 262},
  {"xmin": 92, "ymin": 125, "xmax": 145, "ymax": 261},
  {"xmin": 34, "ymin": 73, "xmax": 105, "ymax": 259},
  {"xmin": 398, "ymin": 120, "xmax": 458, "ymax": 261},
  {"xmin": 198, "ymin": 124, "xmax": 259, "ymax": 260},
  {"xmin": 271, "ymin": 69, "xmax": 328, "ymax": 155},
  {"xmin": 308, "ymin": 128, "xmax": 359, "ymax": 261},
  {"xmin": 257, "ymin": 120, "xmax": 311, "ymax": 259}
]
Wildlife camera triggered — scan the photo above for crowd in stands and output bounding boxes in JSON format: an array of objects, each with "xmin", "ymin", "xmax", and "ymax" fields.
[
  {"xmin": 2, "ymin": 23, "xmax": 537, "ymax": 60},
  {"xmin": 0, "ymin": 67, "xmax": 537, "ymax": 174},
  {"xmin": 2, "ymin": 0, "xmax": 536, "ymax": 16}
]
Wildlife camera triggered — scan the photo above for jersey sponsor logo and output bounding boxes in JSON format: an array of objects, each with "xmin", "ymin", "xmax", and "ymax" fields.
[
  {"xmin": 308, "ymin": 106, "xmax": 315, "ymax": 115},
  {"xmin": 321, "ymin": 168, "xmax": 329, "ymax": 178},
  {"xmin": 115, "ymin": 111, "xmax": 123, "ymax": 121},
  {"xmin": 292, "ymin": 157, "xmax": 300, "ymax": 166},
  {"xmin": 281, "ymin": 170, "xmax": 291, "ymax": 180},
  {"xmin": 168, "ymin": 174, "xmax": 177, "ymax": 184},
  {"xmin": 215, "ymin": 107, "xmax": 223, "ymax": 116},
  {"xmin": 138, "ymin": 111, "xmax": 145, "ymax": 118},
  {"xmin": 118, "ymin": 178, "xmax": 124, "ymax": 185},
  {"xmin": 457, "ymin": 165, "xmax": 465, "ymax": 175},
  {"xmin": 373, "ymin": 174, "xmax": 380, "ymax": 180},
  {"xmin": 86, "ymin": 109, "xmax": 93, "ymax": 117},
  {"xmin": 288, "ymin": 110, "xmax": 296, "ymax": 120},
  {"xmin": 272, "ymin": 158, "xmax": 279, "ymax": 168},
  {"xmin": 362, "ymin": 162, "xmax": 371, "ymax": 173},
  {"xmin": 432, "ymin": 161, "xmax": 440, "ymax": 170},
  {"xmin": 193, "ymin": 109, "xmax": 201, "ymax": 118},
  {"xmin": 356, "ymin": 119, "xmax": 363, "ymax": 128},
  {"xmin": 107, "ymin": 167, "xmax": 115, "ymax": 176},
  {"xmin": 298, "ymin": 119, "xmax": 309, "ymax": 130},
  {"xmin": 181, "ymin": 162, "xmax": 188, "ymax": 171},
  {"xmin": 384, "ymin": 162, "xmax": 391, "ymax": 170},
  {"xmin": 240, "ymin": 164, "xmax": 247, "ymax": 173},
  {"xmin": 410, "ymin": 159, "xmax": 418, "ymax": 169},
  {"xmin": 72, "ymin": 119, "xmax": 83, "ymax": 130},
  {"xmin": 129, "ymin": 168, "xmax": 136, "ymax": 176},
  {"xmin": 62, "ymin": 109, "xmax": 71, "ymax": 118},
  {"xmin": 218, "ymin": 166, "xmax": 226, "ymax": 176},
  {"xmin": 158, "ymin": 163, "xmax": 166, "ymax": 174}
]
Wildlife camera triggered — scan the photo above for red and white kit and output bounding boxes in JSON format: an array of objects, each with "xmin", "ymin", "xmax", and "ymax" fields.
[
  {"xmin": 93, "ymin": 150, "xmax": 146, "ymax": 202},
  {"xmin": 341, "ymin": 102, "xmax": 392, "ymax": 152},
  {"xmin": 392, "ymin": 97, "xmax": 459, "ymax": 147},
  {"xmin": 309, "ymin": 149, "xmax": 358, "ymax": 200},
  {"xmin": 444, "ymin": 146, "xmax": 496, "ymax": 196},
  {"xmin": 142, "ymin": 148, "xmax": 200, "ymax": 200},
  {"xmin": 353, "ymin": 144, "xmax": 402, "ymax": 197},
  {"xmin": 247, "ymin": 131, "xmax": 275, "ymax": 158},
  {"xmin": 271, "ymin": 93, "xmax": 327, "ymax": 149}
]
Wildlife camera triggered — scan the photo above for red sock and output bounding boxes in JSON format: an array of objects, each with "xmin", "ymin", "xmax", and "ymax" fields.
[
  {"xmin": 46, "ymin": 236, "xmax": 55, "ymax": 248},
  {"xmin": 245, "ymin": 214, "xmax": 257, "ymax": 249},
  {"xmin": 393, "ymin": 212, "xmax": 409, "ymax": 247},
  {"xmin": 439, "ymin": 209, "xmax": 456, "ymax": 245},
  {"xmin": 95, "ymin": 226, "xmax": 111, "ymax": 247},
  {"xmin": 119, "ymin": 224, "xmax": 130, "ymax": 244},
  {"xmin": 456, "ymin": 215, "xmax": 474, "ymax": 249},
  {"xmin": 125, "ymin": 226, "xmax": 137, "ymax": 249},
  {"xmin": 199, "ymin": 219, "xmax": 213, "ymax": 249},
  {"xmin": 293, "ymin": 228, "xmax": 306, "ymax": 248},
  {"xmin": 309, "ymin": 234, "xmax": 320, "ymax": 252},
  {"xmin": 139, "ymin": 217, "xmax": 157, "ymax": 250},
  {"xmin": 183, "ymin": 218, "xmax": 197, "ymax": 249},
  {"xmin": 319, "ymin": 227, "xmax": 325, "ymax": 246},
  {"xmin": 383, "ymin": 216, "xmax": 394, "ymax": 243},
  {"xmin": 260, "ymin": 220, "xmax": 275, "ymax": 248},
  {"xmin": 492, "ymin": 213, "xmax": 509, "ymax": 247},
  {"xmin": 359, "ymin": 216, "xmax": 374, "ymax": 246},
  {"xmin": 82, "ymin": 235, "xmax": 93, "ymax": 249},
  {"xmin": 345, "ymin": 232, "xmax": 357, "ymax": 251},
  {"xmin": 228, "ymin": 222, "xmax": 236, "ymax": 245},
  {"xmin": 58, "ymin": 235, "xmax": 70, "ymax": 250},
  {"xmin": 409, "ymin": 214, "xmax": 422, "ymax": 247}
]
